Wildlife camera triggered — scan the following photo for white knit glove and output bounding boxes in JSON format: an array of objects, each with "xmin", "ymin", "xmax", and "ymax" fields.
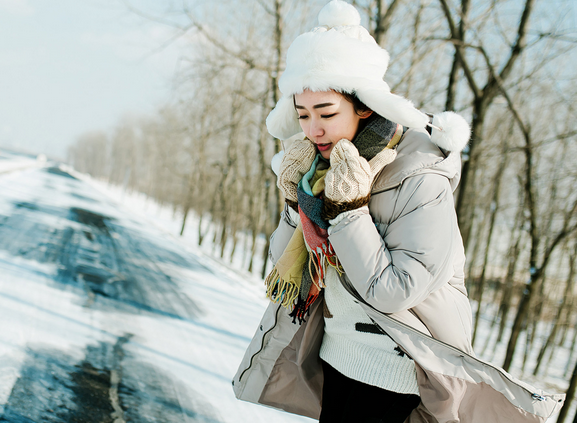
[
  {"xmin": 277, "ymin": 138, "xmax": 317, "ymax": 206},
  {"xmin": 323, "ymin": 139, "xmax": 397, "ymax": 220}
]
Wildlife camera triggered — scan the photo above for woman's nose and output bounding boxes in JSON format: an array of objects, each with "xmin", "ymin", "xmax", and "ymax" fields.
[{"xmin": 310, "ymin": 119, "xmax": 324, "ymax": 138}]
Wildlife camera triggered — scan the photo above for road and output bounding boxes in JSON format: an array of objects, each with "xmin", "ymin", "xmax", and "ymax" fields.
[{"xmin": 0, "ymin": 164, "xmax": 310, "ymax": 423}]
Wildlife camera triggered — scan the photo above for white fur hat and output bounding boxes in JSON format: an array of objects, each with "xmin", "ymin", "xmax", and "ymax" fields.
[{"xmin": 266, "ymin": 0, "xmax": 429, "ymax": 141}]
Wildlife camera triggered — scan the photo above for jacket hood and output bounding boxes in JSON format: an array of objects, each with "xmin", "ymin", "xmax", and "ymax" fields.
[{"xmin": 372, "ymin": 127, "xmax": 464, "ymax": 194}]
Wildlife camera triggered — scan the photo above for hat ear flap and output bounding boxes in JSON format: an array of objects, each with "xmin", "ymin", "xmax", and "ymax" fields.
[
  {"xmin": 356, "ymin": 86, "xmax": 429, "ymax": 129},
  {"xmin": 266, "ymin": 96, "xmax": 303, "ymax": 140}
]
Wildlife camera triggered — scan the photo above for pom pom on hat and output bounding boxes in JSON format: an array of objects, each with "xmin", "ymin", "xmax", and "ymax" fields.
[
  {"xmin": 430, "ymin": 111, "xmax": 471, "ymax": 152},
  {"xmin": 318, "ymin": 0, "xmax": 361, "ymax": 27}
]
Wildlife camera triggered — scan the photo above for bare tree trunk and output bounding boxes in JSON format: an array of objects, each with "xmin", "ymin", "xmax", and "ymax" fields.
[
  {"xmin": 559, "ymin": 293, "xmax": 575, "ymax": 349},
  {"xmin": 533, "ymin": 243, "xmax": 577, "ymax": 375},
  {"xmin": 456, "ymin": 97, "xmax": 488, "ymax": 249},
  {"xmin": 557, "ymin": 358, "xmax": 577, "ymax": 423},
  {"xmin": 261, "ymin": 236, "xmax": 272, "ymax": 279},
  {"xmin": 465, "ymin": 211, "xmax": 485, "ymax": 294},
  {"xmin": 229, "ymin": 229, "xmax": 239, "ymax": 264},
  {"xmin": 438, "ymin": 0, "xmax": 537, "ymax": 250},
  {"xmin": 212, "ymin": 223, "xmax": 220, "ymax": 255},
  {"xmin": 248, "ymin": 228, "xmax": 258, "ymax": 273},
  {"xmin": 521, "ymin": 316, "xmax": 534, "ymax": 375},
  {"xmin": 503, "ymin": 199, "xmax": 536, "ymax": 370},
  {"xmin": 481, "ymin": 269, "xmax": 506, "ymax": 357},
  {"xmin": 566, "ymin": 325, "xmax": 577, "ymax": 379},
  {"xmin": 522, "ymin": 270, "xmax": 551, "ymax": 374},
  {"xmin": 496, "ymin": 199, "xmax": 525, "ymax": 345},
  {"xmin": 198, "ymin": 213, "xmax": 206, "ymax": 246},
  {"xmin": 444, "ymin": 0, "xmax": 470, "ymax": 112},
  {"xmin": 373, "ymin": 0, "xmax": 402, "ymax": 45},
  {"xmin": 472, "ymin": 151, "xmax": 507, "ymax": 347},
  {"xmin": 219, "ymin": 212, "xmax": 229, "ymax": 259},
  {"xmin": 397, "ymin": 1, "xmax": 424, "ymax": 98},
  {"xmin": 180, "ymin": 207, "xmax": 190, "ymax": 236},
  {"xmin": 180, "ymin": 172, "xmax": 197, "ymax": 236}
]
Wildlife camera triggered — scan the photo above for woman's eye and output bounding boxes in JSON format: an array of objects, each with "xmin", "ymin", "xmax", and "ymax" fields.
[
  {"xmin": 297, "ymin": 115, "xmax": 308, "ymax": 120},
  {"xmin": 321, "ymin": 113, "xmax": 337, "ymax": 119}
]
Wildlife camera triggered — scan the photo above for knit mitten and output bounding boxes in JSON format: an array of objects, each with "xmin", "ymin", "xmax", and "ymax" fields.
[
  {"xmin": 277, "ymin": 138, "xmax": 317, "ymax": 210},
  {"xmin": 323, "ymin": 139, "xmax": 397, "ymax": 221}
]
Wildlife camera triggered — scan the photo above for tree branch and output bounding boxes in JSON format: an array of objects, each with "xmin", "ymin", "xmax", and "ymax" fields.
[
  {"xmin": 189, "ymin": 20, "xmax": 271, "ymax": 73},
  {"xmin": 438, "ymin": 0, "xmax": 481, "ymax": 99},
  {"xmin": 374, "ymin": 0, "xmax": 402, "ymax": 45},
  {"xmin": 485, "ymin": 0, "xmax": 536, "ymax": 99}
]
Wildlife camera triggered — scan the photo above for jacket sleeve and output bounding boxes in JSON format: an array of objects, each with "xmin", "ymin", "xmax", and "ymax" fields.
[
  {"xmin": 269, "ymin": 203, "xmax": 301, "ymax": 264},
  {"xmin": 328, "ymin": 173, "xmax": 461, "ymax": 313}
]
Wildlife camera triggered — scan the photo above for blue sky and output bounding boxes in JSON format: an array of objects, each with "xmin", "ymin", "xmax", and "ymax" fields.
[{"xmin": 0, "ymin": 0, "xmax": 185, "ymax": 159}]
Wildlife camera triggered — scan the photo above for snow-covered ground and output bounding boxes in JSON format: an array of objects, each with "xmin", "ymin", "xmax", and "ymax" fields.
[
  {"xmin": 0, "ymin": 151, "xmax": 572, "ymax": 422},
  {"xmin": 0, "ymin": 158, "xmax": 311, "ymax": 422},
  {"xmin": 0, "ymin": 150, "xmax": 44, "ymax": 175}
]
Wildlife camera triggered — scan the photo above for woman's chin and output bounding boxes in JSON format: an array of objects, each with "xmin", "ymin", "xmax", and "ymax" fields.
[{"xmin": 318, "ymin": 148, "xmax": 333, "ymax": 160}]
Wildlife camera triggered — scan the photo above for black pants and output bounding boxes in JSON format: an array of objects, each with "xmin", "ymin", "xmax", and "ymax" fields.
[{"xmin": 319, "ymin": 361, "xmax": 420, "ymax": 423}]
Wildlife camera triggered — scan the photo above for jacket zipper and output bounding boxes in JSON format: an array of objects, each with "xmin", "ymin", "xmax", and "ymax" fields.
[{"xmin": 238, "ymin": 303, "xmax": 282, "ymax": 383}]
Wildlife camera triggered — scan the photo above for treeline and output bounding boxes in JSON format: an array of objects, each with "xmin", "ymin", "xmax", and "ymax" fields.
[{"xmin": 67, "ymin": 1, "xmax": 577, "ymax": 419}]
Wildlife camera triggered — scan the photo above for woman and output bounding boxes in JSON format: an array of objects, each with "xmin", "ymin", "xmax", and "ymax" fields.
[{"xmin": 233, "ymin": 1, "xmax": 563, "ymax": 422}]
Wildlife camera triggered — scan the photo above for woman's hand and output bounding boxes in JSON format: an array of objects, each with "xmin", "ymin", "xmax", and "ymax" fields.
[
  {"xmin": 277, "ymin": 138, "xmax": 317, "ymax": 208},
  {"xmin": 323, "ymin": 139, "xmax": 397, "ymax": 220}
]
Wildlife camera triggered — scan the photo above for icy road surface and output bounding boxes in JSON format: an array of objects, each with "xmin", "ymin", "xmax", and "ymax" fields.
[{"xmin": 0, "ymin": 165, "xmax": 311, "ymax": 423}]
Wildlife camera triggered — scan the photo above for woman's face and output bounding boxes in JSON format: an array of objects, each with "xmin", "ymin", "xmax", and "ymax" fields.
[{"xmin": 294, "ymin": 90, "xmax": 372, "ymax": 160}]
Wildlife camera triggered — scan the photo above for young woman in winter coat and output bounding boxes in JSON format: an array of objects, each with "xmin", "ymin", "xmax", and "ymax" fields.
[{"xmin": 234, "ymin": 1, "xmax": 564, "ymax": 422}]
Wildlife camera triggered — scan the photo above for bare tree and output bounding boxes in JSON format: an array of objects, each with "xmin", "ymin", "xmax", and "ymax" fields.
[
  {"xmin": 497, "ymin": 80, "xmax": 577, "ymax": 371},
  {"xmin": 438, "ymin": 0, "xmax": 537, "ymax": 249}
]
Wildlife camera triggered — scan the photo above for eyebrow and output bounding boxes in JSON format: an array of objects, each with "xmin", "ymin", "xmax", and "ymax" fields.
[{"xmin": 294, "ymin": 102, "xmax": 335, "ymax": 110}]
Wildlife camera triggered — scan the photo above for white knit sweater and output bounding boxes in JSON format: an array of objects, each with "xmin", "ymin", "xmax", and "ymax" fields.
[{"xmin": 319, "ymin": 266, "xmax": 420, "ymax": 395}]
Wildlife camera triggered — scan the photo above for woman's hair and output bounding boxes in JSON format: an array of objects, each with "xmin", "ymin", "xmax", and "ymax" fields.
[
  {"xmin": 339, "ymin": 91, "xmax": 372, "ymax": 116},
  {"xmin": 292, "ymin": 90, "xmax": 373, "ymax": 116}
]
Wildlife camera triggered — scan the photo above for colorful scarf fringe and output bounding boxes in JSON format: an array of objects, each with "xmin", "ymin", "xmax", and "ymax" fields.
[{"xmin": 265, "ymin": 155, "xmax": 342, "ymax": 323}]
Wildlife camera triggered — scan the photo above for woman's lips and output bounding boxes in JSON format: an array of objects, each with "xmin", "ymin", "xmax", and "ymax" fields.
[{"xmin": 316, "ymin": 143, "xmax": 332, "ymax": 151}]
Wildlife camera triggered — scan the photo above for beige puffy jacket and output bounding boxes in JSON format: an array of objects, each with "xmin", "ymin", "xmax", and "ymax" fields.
[{"xmin": 233, "ymin": 128, "xmax": 564, "ymax": 422}]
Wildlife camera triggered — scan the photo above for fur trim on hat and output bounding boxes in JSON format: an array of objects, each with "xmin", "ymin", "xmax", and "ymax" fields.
[
  {"xmin": 266, "ymin": 96, "xmax": 302, "ymax": 141},
  {"xmin": 266, "ymin": 0, "xmax": 428, "ymax": 140},
  {"xmin": 357, "ymin": 87, "xmax": 428, "ymax": 130},
  {"xmin": 430, "ymin": 112, "xmax": 471, "ymax": 152}
]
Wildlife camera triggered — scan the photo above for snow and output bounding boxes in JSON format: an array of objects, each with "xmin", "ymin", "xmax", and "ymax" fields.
[
  {"xmin": 0, "ymin": 150, "xmax": 44, "ymax": 175},
  {"xmin": 0, "ymin": 159, "xmax": 311, "ymax": 422}
]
